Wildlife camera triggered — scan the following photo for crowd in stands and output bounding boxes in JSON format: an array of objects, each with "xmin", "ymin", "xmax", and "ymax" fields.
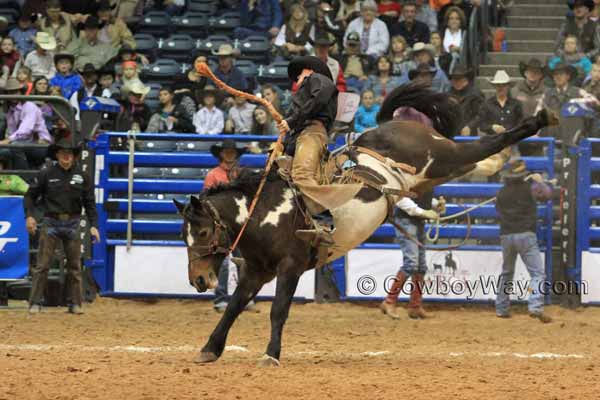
[{"xmin": 2, "ymin": 0, "xmax": 600, "ymax": 170}]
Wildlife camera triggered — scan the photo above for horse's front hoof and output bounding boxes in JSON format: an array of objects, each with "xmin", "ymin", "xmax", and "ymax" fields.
[
  {"xmin": 258, "ymin": 354, "xmax": 280, "ymax": 367},
  {"xmin": 193, "ymin": 351, "xmax": 219, "ymax": 364}
]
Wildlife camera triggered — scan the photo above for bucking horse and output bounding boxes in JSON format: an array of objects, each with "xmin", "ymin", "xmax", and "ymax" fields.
[{"xmin": 173, "ymin": 65, "xmax": 557, "ymax": 366}]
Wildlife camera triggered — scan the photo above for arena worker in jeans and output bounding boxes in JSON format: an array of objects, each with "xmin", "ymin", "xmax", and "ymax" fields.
[{"xmin": 495, "ymin": 160, "xmax": 553, "ymax": 323}]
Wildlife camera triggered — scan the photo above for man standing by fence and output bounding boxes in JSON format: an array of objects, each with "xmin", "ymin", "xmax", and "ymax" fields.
[{"xmin": 24, "ymin": 139, "xmax": 99, "ymax": 314}]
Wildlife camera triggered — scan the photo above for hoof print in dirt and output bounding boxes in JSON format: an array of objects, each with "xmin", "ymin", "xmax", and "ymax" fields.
[
  {"xmin": 258, "ymin": 355, "xmax": 280, "ymax": 367},
  {"xmin": 193, "ymin": 352, "xmax": 219, "ymax": 364}
]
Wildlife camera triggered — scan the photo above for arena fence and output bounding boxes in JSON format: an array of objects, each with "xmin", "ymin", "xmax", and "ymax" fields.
[{"xmin": 88, "ymin": 133, "xmax": 556, "ymax": 304}]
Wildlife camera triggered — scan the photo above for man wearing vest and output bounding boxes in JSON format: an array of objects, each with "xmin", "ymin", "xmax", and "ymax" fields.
[
  {"xmin": 495, "ymin": 160, "xmax": 553, "ymax": 323},
  {"xmin": 556, "ymin": 0, "xmax": 600, "ymax": 61}
]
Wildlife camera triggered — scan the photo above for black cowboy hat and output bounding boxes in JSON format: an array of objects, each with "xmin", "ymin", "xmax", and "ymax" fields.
[
  {"xmin": 53, "ymin": 52, "xmax": 75, "ymax": 65},
  {"xmin": 313, "ymin": 32, "xmax": 335, "ymax": 47},
  {"xmin": 546, "ymin": 61, "xmax": 578, "ymax": 80},
  {"xmin": 501, "ymin": 159, "xmax": 528, "ymax": 179},
  {"xmin": 569, "ymin": 0, "xmax": 594, "ymax": 11},
  {"xmin": 99, "ymin": 65, "xmax": 115, "ymax": 78},
  {"xmin": 80, "ymin": 63, "xmax": 98, "ymax": 75},
  {"xmin": 48, "ymin": 138, "xmax": 82, "ymax": 160},
  {"xmin": 97, "ymin": 0, "xmax": 117, "ymax": 12},
  {"xmin": 84, "ymin": 15, "xmax": 104, "ymax": 29},
  {"xmin": 448, "ymin": 65, "xmax": 474, "ymax": 80},
  {"xmin": 408, "ymin": 63, "xmax": 437, "ymax": 80},
  {"xmin": 519, "ymin": 58, "xmax": 544, "ymax": 78},
  {"xmin": 210, "ymin": 139, "xmax": 246, "ymax": 160},
  {"xmin": 288, "ymin": 56, "xmax": 333, "ymax": 83}
]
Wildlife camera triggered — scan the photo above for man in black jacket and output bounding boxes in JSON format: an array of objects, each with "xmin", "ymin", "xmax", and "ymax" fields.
[
  {"xmin": 278, "ymin": 56, "xmax": 362, "ymax": 244},
  {"xmin": 448, "ymin": 65, "xmax": 484, "ymax": 136},
  {"xmin": 24, "ymin": 139, "xmax": 99, "ymax": 315}
]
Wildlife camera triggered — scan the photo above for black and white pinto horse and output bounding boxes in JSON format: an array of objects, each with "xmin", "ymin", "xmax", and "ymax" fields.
[{"xmin": 173, "ymin": 84, "xmax": 556, "ymax": 366}]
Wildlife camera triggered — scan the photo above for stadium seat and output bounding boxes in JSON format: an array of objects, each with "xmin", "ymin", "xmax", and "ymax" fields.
[
  {"xmin": 134, "ymin": 33, "xmax": 159, "ymax": 59},
  {"xmin": 162, "ymin": 167, "xmax": 202, "ymax": 179},
  {"xmin": 0, "ymin": 8, "xmax": 18, "ymax": 25},
  {"xmin": 196, "ymin": 35, "xmax": 232, "ymax": 57},
  {"xmin": 135, "ymin": 140, "xmax": 178, "ymax": 152},
  {"xmin": 137, "ymin": 11, "xmax": 173, "ymax": 37},
  {"xmin": 132, "ymin": 167, "xmax": 163, "ymax": 178},
  {"xmin": 172, "ymin": 12, "xmax": 209, "ymax": 38},
  {"xmin": 187, "ymin": 0, "xmax": 217, "ymax": 15},
  {"xmin": 176, "ymin": 141, "xmax": 215, "ymax": 152},
  {"xmin": 144, "ymin": 83, "xmax": 161, "ymax": 112},
  {"xmin": 238, "ymin": 35, "xmax": 271, "ymax": 64},
  {"xmin": 207, "ymin": 11, "xmax": 241, "ymax": 36},
  {"xmin": 234, "ymin": 59, "xmax": 259, "ymax": 92},
  {"xmin": 159, "ymin": 34, "xmax": 196, "ymax": 62},
  {"xmin": 142, "ymin": 59, "xmax": 182, "ymax": 85},
  {"xmin": 258, "ymin": 60, "xmax": 291, "ymax": 90},
  {"xmin": 0, "ymin": 0, "xmax": 20, "ymax": 12}
]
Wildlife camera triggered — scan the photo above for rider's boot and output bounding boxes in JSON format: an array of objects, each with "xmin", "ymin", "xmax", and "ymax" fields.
[{"xmin": 296, "ymin": 210, "xmax": 335, "ymax": 246}]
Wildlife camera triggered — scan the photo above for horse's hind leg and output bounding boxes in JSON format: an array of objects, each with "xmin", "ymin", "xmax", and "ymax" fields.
[
  {"xmin": 259, "ymin": 257, "xmax": 304, "ymax": 367},
  {"xmin": 194, "ymin": 272, "xmax": 263, "ymax": 364}
]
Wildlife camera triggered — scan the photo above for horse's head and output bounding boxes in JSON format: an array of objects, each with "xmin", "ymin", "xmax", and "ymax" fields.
[{"xmin": 174, "ymin": 196, "xmax": 230, "ymax": 293}]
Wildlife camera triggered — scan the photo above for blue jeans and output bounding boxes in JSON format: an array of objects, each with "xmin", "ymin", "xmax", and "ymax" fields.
[
  {"xmin": 214, "ymin": 256, "xmax": 230, "ymax": 307},
  {"xmin": 394, "ymin": 217, "xmax": 427, "ymax": 275},
  {"xmin": 496, "ymin": 232, "xmax": 545, "ymax": 315}
]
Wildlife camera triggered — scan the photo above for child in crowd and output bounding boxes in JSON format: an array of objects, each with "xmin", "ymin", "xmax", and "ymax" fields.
[
  {"xmin": 99, "ymin": 68, "xmax": 118, "ymax": 98},
  {"xmin": 389, "ymin": 35, "xmax": 409, "ymax": 76},
  {"xmin": 50, "ymin": 52, "xmax": 81, "ymax": 99},
  {"xmin": 193, "ymin": 87, "xmax": 224, "ymax": 134},
  {"xmin": 8, "ymin": 14, "xmax": 37, "ymax": 57},
  {"xmin": 354, "ymin": 89, "xmax": 380, "ymax": 133},
  {"xmin": 549, "ymin": 34, "xmax": 592, "ymax": 84},
  {"xmin": 15, "ymin": 65, "xmax": 33, "ymax": 94},
  {"xmin": 0, "ymin": 37, "xmax": 21, "ymax": 75},
  {"xmin": 119, "ymin": 60, "xmax": 144, "ymax": 97}
]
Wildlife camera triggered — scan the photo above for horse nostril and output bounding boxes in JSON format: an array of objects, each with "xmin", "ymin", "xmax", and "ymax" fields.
[{"xmin": 196, "ymin": 276, "xmax": 206, "ymax": 289}]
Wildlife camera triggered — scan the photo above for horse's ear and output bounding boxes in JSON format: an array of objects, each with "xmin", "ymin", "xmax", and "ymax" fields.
[
  {"xmin": 190, "ymin": 195, "xmax": 203, "ymax": 210},
  {"xmin": 173, "ymin": 199, "xmax": 185, "ymax": 214}
]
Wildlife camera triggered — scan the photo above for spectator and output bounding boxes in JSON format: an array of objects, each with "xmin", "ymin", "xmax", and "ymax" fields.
[
  {"xmin": 436, "ymin": 0, "xmax": 477, "ymax": 29},
  {"xmin": 415, "ymin": 0, "xmax": 438, "ymax": 33},
  {"xmin": 98, "ymin": 67, "xmax": 118, "ymax": 98},
  {"xmin": 335, "ymin": 0, "xmax": 361, "ymax": 30},
  {"xmin": 15, "ymin": 66, "xmax": 33, "ymax": 95},
  {"xmin": 404, "ymin": 42, "xmax": 450, "ymax": 92},
  {"xmin": 584, "ymin": 63, "xmax": 600, "ymax": 135},
  {"xmin": 39, "ymin": 0, "xmax": 78, "ymax": 52},
  {"xmin": 50, "ymin": 52, "xmax": 81, "ymax": 100},
  {"xmin": 234, "ymin": 0, "xmax": 283, "ymax": 40},
  {"xmin": 274, "ymin": 4, "xmax": 315, "ymax": 59},
  {"xmin": 146, "ymin": 86, "xmax": 195, "ymax": 133},
  {"xmin": 441, "ymin": 6, "xmax": 465, "ymax": 55},
  {"xmin": 24, "ymin": 32, "xmax": 57, "ymax": 79},
  {"xmin": 391, "ymin": 1, "xmax": 430, "ymax": 48},
  {"xmin": 225, "ymin": 96, "xmax": 256, "ymax": 134},
  {"xmin": 556, "ymin": 0, "xmax": 600, "ymax": 62},
  {"xmin": 213, "ymin": 44, "xmax": 248, "ymax": 103},
  {"xmin": 408, "ymin": 63, "xmax": 437, "ymax": 88},
  {"xmin": 344, "ymin": 0, "xmax": 390, "ymax": 59},
  {"xmin": 173, "ymin": 55, "xmax": 209, "ymax": 105},
  {"xmin": 119, "ymin": 60, "xmax": 144, "ymax": 97},
  {"xmin": 429, "ymin": 31, "xmax": 454, "ymax": 76},
  {"xmin": 377, "ymin": 0, "xmax": 402, "ymax": 30},
  {"xmin": 108, "ymin": 45, "xmax": 149, "ymax": 78},
  {"xmin": 9, "ymin": 13, "xmax": 37, "ymax": 57},
  {"xmin": 31, "ymin": 77, "xmax": 54, "ymax": 130},
  {"xmin": 477, "ymin": 70, "xmax": 523, "ymax": 137},
  {"xmin": 193, "ymin": 86, "xmax": 225, "ymax": 134},
  {"xmin": 340, "ymin": 31, "xmax": 372, "ymax": 92},
  {"xmin": 115, "ymin": 81, "xmax": 152, "ymax": 131},
  {"xmin": 70, "ymin": 63, "xmax": 103, "ymax": 120},
  {"xmin": 389, "ymin": 35, "xmax": 409, "ymax": 76},
  {"xmin": 511, "ymin": 58, "xmax": 546, "ymax": 117},
  {"xmin": 95, "ymin": 0, "xmax": 136, "ymax": 50},
  {"xmin": 260, "ymin": 84, "xmax": 284, "ymax": 115},
  {"xmin": 549, "ymin": 34, "xmax": 592, "ymax": 83},
  {"xmin": 251, "ymin": 106, "xmax": 278, "ymax": 135},
  {"xmin": 0, "ymin": 79, "xmax": 53, "ymax": 169},
  {"xmin": 448, "ymin": 66, "xmax": 484, "ymax": 136},
  {"xmin": 354, "ymin": 89, "xmax": 379, "ymax": 133},
  {"xmin": 66, "ymin": 16, "xmax": 118, "ymax": 71},
  {"xmin": 0, "ymin": 37, "xmax": 22, "ymax": 75},
  {"xmin": 281, "ymin": 0, "xmax": 319, "ymax": 22},
  {"xmin": 495, "ymin": 160, "xmax": 553, "ymax": 323},
  {"xmin": 314, "ymin": 33, "xmax": 346, "ymax": 92},
  {"xmin": 366, "ymin": 55, "xmax": 406, "ymax": 104}
]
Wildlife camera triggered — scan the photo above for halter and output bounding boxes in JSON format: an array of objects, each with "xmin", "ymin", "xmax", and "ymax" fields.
[{"xmin": 186, "ymin": 200, "xmax": 231, "ymax": 264}]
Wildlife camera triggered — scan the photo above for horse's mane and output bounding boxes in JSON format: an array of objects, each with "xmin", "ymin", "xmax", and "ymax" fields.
[
  {"xmin": 376, "ymin": 82, "xmax": 463, "ymax": 138},
  {"xmin": 199, "ymin": 168, "xmax": 279, "ymax": 200}
]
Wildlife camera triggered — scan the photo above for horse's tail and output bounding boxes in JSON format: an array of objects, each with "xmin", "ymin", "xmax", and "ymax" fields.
[{"xmin": 376, "ymin": 82, "xmax": 463, "ymax": 139}]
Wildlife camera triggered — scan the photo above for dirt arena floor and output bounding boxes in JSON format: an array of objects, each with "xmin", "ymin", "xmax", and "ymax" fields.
[{"xmin": 1, "ymin": 298, "xmax": 600, "ymax": 400}]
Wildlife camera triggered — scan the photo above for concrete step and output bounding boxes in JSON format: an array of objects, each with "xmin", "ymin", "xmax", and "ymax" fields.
[
  {"xmin": 510, "ymin": 4, "xmax": 567, "ymax": 17},
  {"xmin": 505, "ymin": 28, "xmax": 559, "ymax": 42},
  {"xmin": 507, "ymin": 40, "xmax": 556, "ymax": 53},
  {"xmin": 486, "ymin": 51, "xmax": 554, "ymax": 65},
  {"xmin": 508, "ymin": 16, "xmax": 564, "ymax": 28},
  {"xmin": 476, "ymin": 76, "xmax": 524, "ymax": 90},
  {"xmin": 479, "ymin": 64, "xmax": 521, "ymax": 78},
  {"xmin": 516, "ymin": 0, "xmax": 566, "ymax": 4}
]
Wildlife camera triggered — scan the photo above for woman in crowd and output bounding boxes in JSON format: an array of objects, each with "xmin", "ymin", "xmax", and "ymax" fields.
[
  {"xmin": 441, "ymin": 6, "xmax": 465, "ymax": 56},
  {"xmin": 146, "ymin": 86, "xmax": 195, "ymax": 133},
  {"xmin": 430, "ymin": 31, "xmax": 454, "ymax": 77},
  {"xmin": 274, "ymin": 4, "xmax": 314, "ymax": 59},
  {"xmin": 389, "ymin": 35, "xmax": 409, "ymax": 77},
  {"xmin": 365, "ymin": 55, "xmax": 406, "ymax": 104},
  {"xmin": 32, "ymin": 77, "xmax": 54, "ymax": 130},
  {"xmin": 249, "ymin": 106, "xmax": 278, "ymax": 153}
]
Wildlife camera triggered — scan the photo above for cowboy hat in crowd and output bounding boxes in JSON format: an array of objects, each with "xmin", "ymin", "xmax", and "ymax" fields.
[
  {"xmin": 34, "ymin": 32, "xmax": 56, "ymax": 51},
  {"xmin": 488, "ymin": 70, "xmax": 515, "ymax": 86},
  {"xmin": 569, "ymin": 0, "xmax": 594, "ymax": 11},
  {"xmin": 3, "ymin": 78, "xmax": 24, "ymax": 92},
  {"xmin": 546, "ymin": 61, "xmax": 578, "ymax": 81},
  {"xmin": 408, "ymin": 42, "xmax": 436, "ymax": 59},
  {"xmin": 288, "ymin": 55, "xmax": 333, "ymax": 82},
  {"xmin": 48, "ymin": 138, "xmax": 82, "ymax": 160},
  {"xmin": 210, "ymin": 139, "xmax": 246, "ymax": 160},
  {"xmin": 449, "ymin": 65, "xmax": 475, "ymax": 81},
  {"xmin": 128, "ymin": 81, "xmax": 151, "ymax": 97},
  {"xmin": 408, "ymin": 63, "xmax": 437, "ymax": 80},
  {"xmin": 519, "ymin": 58, "xmax": 544, "ymax": 79},
  {"xmin": 211, "ymin": 44, "xmax": 240, "ymax": 57}
]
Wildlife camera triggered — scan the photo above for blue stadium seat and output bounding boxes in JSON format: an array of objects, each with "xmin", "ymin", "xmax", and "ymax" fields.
[
  {"xmin": 144, "ymin": 83, "xmax": 162, "ymax": 112},
  {"xmin": 135, "ymin": 141, "xmax": 179, "ymax": 152},
  {"xmin": 258, "ymin": 60, "xmax": 291, "ymax": 90},
  {"xmin": 187, "ymin": 0, "xmax": 217, "ymax": 15},
  {"xmin": 134, "ymin": 33, "xmax": 159, "ymax": 59},
  {"xmin": 0, "ymin": 8, "xmax": 18, "ymax": 25},
  {"xmin": 162, "ymin": 167, "xmax": 202, "ymax": 178},
  {"xmin": 172, "ymin": 12, "xmax": 208, "ymax": 38},
  {"xmin": 137, "ymin": 11, "xmax": 173, "ymax": 37},
  {"xmin": 196, "ymin": 35, "xmax": 232, "ymax": 57},
  {"xmin": 238, "ymin": 35, "xmax": 271, "ymax": 64},
  {"xmin": 133, "ymin": 167, "xmax": 163, "ymax": 178},
  {"xmin": 159, "ymin": 34, "xmax": 196, "ymax": 62},
  {"xmin": 208, "ymin": 11, "xmax": 240, "ymax": 36},
  {"xmin": 142, "ymin": 59, "xmax": 182, "ymax": 85},
  {"xmin": 234, "ymin": 59, "xmax": 258, "ymax": 92},
  {"xmin": 176, "ymin": 141, "xmax": 216, "ymax": 152}
]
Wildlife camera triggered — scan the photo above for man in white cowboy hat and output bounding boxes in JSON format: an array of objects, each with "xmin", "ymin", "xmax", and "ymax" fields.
[
  {"xmin": 344, "ymin": 0, "xmax": 390, "ymax": 58},
  {"xmin": 403, "ymin": 42, "xmax": 450, "ymax": 92},
  {"xmin": 115, "ymin": 80, "xmax": 152, "ymax": 132},
  {"xmin": 213, "ymin": 44, "xmax": 248, "ymax": 103},
  {"xmin": 475, "ymin": 70, "xmax": 523, "ymax": 137},
  {"xmin": 24, "ymin": 32, "xmax": 57, "ymax": 79}
]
